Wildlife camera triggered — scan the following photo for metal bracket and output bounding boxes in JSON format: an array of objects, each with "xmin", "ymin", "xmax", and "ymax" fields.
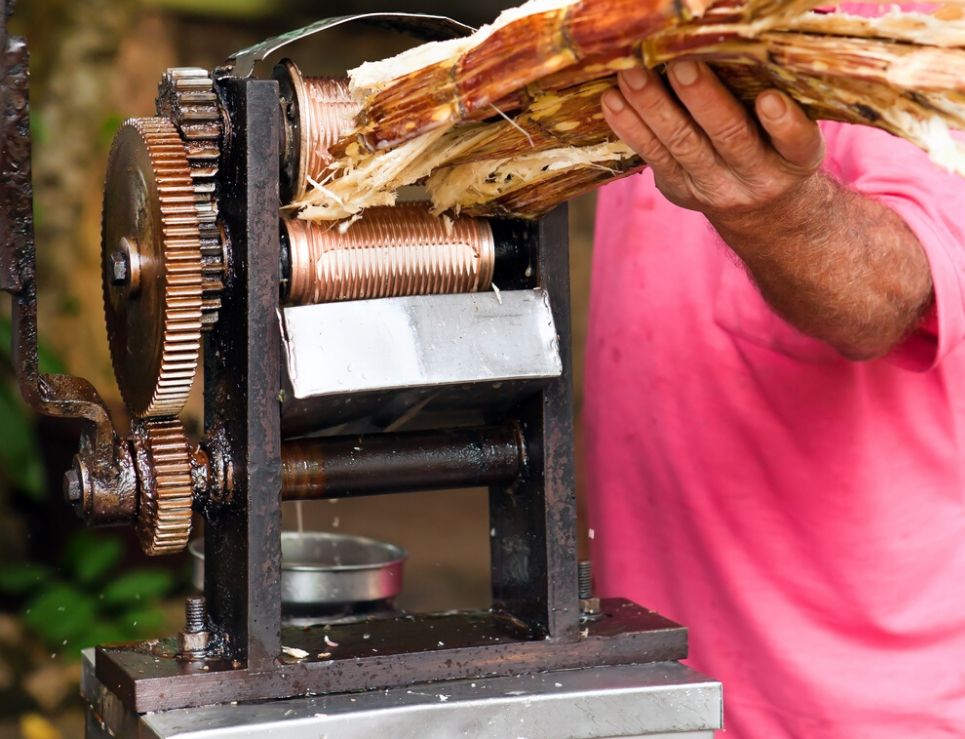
[
  {"xmin": 221, "ymin": 13, "xmax": 475, "ymax": 79},
  {"xmin": 0, "ymin": 9, "xmax": 135, "ymax": 524}
]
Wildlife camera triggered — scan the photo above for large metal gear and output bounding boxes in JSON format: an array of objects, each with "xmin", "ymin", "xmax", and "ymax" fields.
[
  {"xmin": 102, "ymin": 117, "xmax": 203, "ymax": 419},
  {"xmin": 132, "ymin": 418, "xmax": 194, "ymax": 556},
  {"xmin": 156, "ymin": 67, "xmax": 225, "ymax": 329}
]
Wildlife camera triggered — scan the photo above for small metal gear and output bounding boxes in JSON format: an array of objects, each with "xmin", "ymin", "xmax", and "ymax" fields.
[
  {"xmin": 102, "ymin": 117, "xmax": 203, "ymax": 418},
  {"xmin": 132, "ymin": 418, "xmax": 194, "ymax": 556},
  {"xmin": 156, "ymin": 67, "xmax": 225, "ymax": 329}
]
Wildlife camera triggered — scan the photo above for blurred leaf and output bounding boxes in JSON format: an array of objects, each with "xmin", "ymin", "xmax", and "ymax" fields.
[
  {"xmin": 58, "ymin": 296, "xmax": 80, "ymax": 316},
  {"xmin": 144, "ymin": 0, "xmax": 277, "ymax": 19},
  {"xmin": 23, "ymin": 583, "xmax": 98, "ymax": 645},
  {"xmin": 0, "ymin": 563, "xmax": 52, "ymax": 594},
  {"xmin": 98, "ymin": 114, "xmax": 124, "ymax": 150},
  {"xmin": 102, "ymin": 570, "xmax": 174, "ymax": 606},
  {"xmin": 20, "ymin": 713, "xmax": 60, "ymax": 739},
  {"xmin": 29, "ymin": 112, "xmax": 46, "ymax": 146},
  {"xmin": 0, "ymin": 316, "xmax": 66, "ymax": 373},
  {"xmin": 82, "ymin": 624, "xmax": 128, "ymax": 649},
  {"xmin": 0, "ymin": 382, "xmax": 45, "ymax": 498},
  {"xmin": 116, "ymin": 606, "xmax": 167, "ymax": 639},
  {"xmin": 62, "ymin": 532, "xmax": 123, "ymax": 585}
]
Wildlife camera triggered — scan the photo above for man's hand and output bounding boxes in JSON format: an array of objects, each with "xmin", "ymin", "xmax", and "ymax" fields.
[
  {"xmin": 601, "ymin": 60, "xmax": 824, "ymax": 221},
  {"xmin": 600, "ymin": 60, "xmax": 935, "ymax": 362}
]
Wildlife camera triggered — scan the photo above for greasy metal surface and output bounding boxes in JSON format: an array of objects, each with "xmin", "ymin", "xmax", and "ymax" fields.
[
  {"xmin": 130, "ymin": 418, "xmax": 194, "ymax": 556},
  {"xmin": 201, "ymin": 78, "xmax": 282, "ymax": 668},
  {"xmin": 82, "ymin": 649, "xmax": 720, "ymax": 739},
  {"xmin": 191, "ymin": 533, "xmax": 406, "ymax": 609},
  {"xmin": 0, "ymin": 18, "xmax": 136, "ymax": 526},
  {"xmin": 282, "ymin": 205, "xmax": 495, "ymax": 305},
  {"xmin": 280, "ymin": 289, "xmax": 562, "ymax": 401},
  {"xmin": 94, "ymin": 599, "xmax": 687, "ymax": 712},
  {"xmin": 155, "ymin": 67, "xmax": 226, "ymax": 328},
  {"xmin": 490, "ymin": 207, "xmax": 579, "ymax": 639},
  {"xmin": 274, "ymin": 62, "xmax": 357, "ymax": 204},
  {"xmin": 223, "ymin": 14, "xmax": 475, "ymax": 79},
  {"xmin": 280, "ymin": 425, "xmax": 522, "ymax": 499}
]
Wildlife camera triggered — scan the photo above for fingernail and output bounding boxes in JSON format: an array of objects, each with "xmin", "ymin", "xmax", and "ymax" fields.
[
  {"xmin": 621, "ymin": 67, "xmax": 648, "ymax": 92},
  {"xmin": 671, "ymin": 61, "xmax": 699, "ymax": 86},
  {"xmin": 603, "ymin": 90, "xmax": 626, "ymax": 112},
  {"xmin": 759, "ymin": 92, "xmax": 787, "ymax": 120}
]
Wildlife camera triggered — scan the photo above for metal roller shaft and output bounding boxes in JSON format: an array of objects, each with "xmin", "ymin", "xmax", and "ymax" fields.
[
  {"xmin": 275, "ymin": 60, "xmax": 360, "ymax": 204},
  {"xmin": 282, "ymin": 204, "xmax": 496, "ymax": 305},
  {"xmin": 281, "ymin": 425, "xmax": 523, "ymax": 500}
]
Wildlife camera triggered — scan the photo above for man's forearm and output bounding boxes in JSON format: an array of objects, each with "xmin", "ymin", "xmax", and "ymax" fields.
[
  {"xmin": 601, "ymin": 60, "xmax": 935, "ymax": 361},
  {"xmin": 709, "ymin": 172, "xmax": 934, "ymax": 360}
]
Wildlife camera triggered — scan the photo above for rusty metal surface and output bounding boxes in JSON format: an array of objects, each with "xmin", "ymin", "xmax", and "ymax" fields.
[
  {"xmin": 94, "ymin": 599, "xmax": 687, "ymax": 713},
  {"xmin": 280, "ymin": 425, "xmax": 524, "ymax": 500},
  {"xmin": 489, "ymin": 207, "xmax": 579, "ymax": 641},
  {"xmin": 201, "ymin": 77, "xmax": 282, "ymax": 669},
  {"xmin": 0, "ymin": 19, "xmax": 136, "ymax": 526}
]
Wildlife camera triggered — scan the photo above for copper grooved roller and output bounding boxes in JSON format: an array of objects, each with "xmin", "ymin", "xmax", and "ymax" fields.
[
  {"xmin": 275, "ymin": 60, "xmax": 360, "ymax": 204},
  {"xmin": 282, "ymin": 204, "xmax": 496, "ymax": 305}
]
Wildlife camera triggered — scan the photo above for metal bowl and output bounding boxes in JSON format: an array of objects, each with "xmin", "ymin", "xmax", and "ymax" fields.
[{"xmin": 189, "ymin": 532, "xmax": 406, "ymax": 610}]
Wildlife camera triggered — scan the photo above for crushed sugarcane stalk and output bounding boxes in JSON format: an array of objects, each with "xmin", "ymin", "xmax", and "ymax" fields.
[{"xmin": 287, "ymin": 0, "xmax": 965, "ymax": 223}]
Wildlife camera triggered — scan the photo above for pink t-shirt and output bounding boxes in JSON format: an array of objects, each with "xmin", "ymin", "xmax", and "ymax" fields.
[{"xmin": 585, "ymin": 121, "xmax": 965, "ymax": 738}]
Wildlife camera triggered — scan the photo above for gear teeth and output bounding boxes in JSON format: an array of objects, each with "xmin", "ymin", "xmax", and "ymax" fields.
[
  {"xmin": 157, "ymin": 67, "xmax": 224, "ymax": 330},
  {"xmin": 134, "ymin": 418, "xmax": 193, "ymax": 556},
  {"xmin": 104, "ymin": 118, "xmax": 204, "ymax": 419}
]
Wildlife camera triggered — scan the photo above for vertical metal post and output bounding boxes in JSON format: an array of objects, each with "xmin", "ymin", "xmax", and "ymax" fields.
[
  {"xmin": 203, "ymin": 78, "xmax": 282, "ymax": 668},
  {"xmin": 489, "ymin": 206, "xmax": 579, "ymax": 640}
]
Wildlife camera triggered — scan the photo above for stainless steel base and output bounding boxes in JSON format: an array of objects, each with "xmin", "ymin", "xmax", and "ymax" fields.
[{"xmin": 82, "ymin": 649, "xmax": 721, "ymax": 738}]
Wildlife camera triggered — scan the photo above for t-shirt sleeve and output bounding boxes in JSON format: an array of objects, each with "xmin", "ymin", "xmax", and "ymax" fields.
[{"xmin": 821, "ymin": 121, "xmax": 965, "ymax": 371}]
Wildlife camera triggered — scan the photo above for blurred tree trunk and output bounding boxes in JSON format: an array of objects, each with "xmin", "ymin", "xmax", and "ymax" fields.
[{"xmin": 14, "ymin": 0, "xmax": 138, "ymax": 396}]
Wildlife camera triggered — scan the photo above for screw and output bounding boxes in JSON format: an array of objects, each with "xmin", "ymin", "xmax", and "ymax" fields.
[
  {"xmin": 578, "ymin": 560, "xmax": 593, "ymax": 600},
  {"xmin": 185, "ymin": 596, "xmax": 206, "ymax": 633},
  {"xmin": 63, "ymin": 468, "xmax": 83, "ymax": 504},
  {"xmin": 110, "ymin": 249, "xmax": 129, "ymax": 285}
]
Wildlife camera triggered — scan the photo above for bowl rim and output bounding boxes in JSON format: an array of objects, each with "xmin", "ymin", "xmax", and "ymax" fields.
[{"xmin": 188, "ymin": 532, "xmax": 408, "ymax": 573}]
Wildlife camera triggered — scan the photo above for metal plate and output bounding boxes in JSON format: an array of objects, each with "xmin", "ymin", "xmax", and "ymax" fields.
[
  {"xmin": 224, "ymin": 13, "xmax": 475, "ymax": 78},
  {"xmin": 281, "ymin": 289, "xmax": 562, "ymax": 401},
  {"xmin": 82, "ymin": 651, "xmax": 721, "ymax": 739}
]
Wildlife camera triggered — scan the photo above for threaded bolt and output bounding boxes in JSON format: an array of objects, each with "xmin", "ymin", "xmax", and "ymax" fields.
[
  {"xmin": 578, "ymin": 560, "xmax": 593, "ymax": 600},
  {"xmin": 185, "ymin": 596, "xmax": 206, "ymax": 633}
]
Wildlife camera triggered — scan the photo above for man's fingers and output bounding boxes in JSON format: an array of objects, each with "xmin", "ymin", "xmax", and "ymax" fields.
[
  {"xmin": 602, "ymin": 88, "xmax": 681, "ymax": 179},
  {"xmin": 616, "ymin": 66, "xmax": 718, "ymax": 176},
  {"xmin": 667, "ymin": 60, "xmax": 767, "ymax": 172},
  {"xmin": 756, "ymin": 91, "xmax": 825, "ymax": 172}
]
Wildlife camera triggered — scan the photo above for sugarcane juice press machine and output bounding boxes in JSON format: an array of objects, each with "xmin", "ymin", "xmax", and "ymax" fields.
[{"xmin": 0, "ymin": 9, "xmax": 721, "ymax": 738}]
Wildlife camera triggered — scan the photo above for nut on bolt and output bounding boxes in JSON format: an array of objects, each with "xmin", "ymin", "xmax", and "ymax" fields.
[
  {"xmin": 178, "ymin": 595, "xmax": 210, "ymax": 658},
  {"xmin": 578, "ymin": 560, "xmax": 602, "ymax": 620},
  {"xmin": 63, "ymin": 456, "xmax": 89, "ymax": 510}
]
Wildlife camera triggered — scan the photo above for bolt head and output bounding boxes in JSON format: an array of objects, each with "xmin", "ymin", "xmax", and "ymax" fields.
[
  {"xmin": 63, "ymin": 468, "xmax": 83, "ymax": 504},
  {"xmin": 110, "ymin": 250, "xmax": 129, "ymax": 285}
]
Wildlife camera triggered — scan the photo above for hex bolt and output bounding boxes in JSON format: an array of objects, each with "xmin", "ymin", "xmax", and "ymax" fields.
[
  {"xmin": 578, "ymin": 560, "xmax": 593, "ymax": 600},
  {"xmin": 63, "ymin": 468, "xmax": 82, "ymax": 504},
  {"xmin": 109, "ymin": 249, "xmax": 130, "ymax": 285},
  {"xmin": 185, "ymin": 596, "xmax": 206, "ymax": 633}
]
